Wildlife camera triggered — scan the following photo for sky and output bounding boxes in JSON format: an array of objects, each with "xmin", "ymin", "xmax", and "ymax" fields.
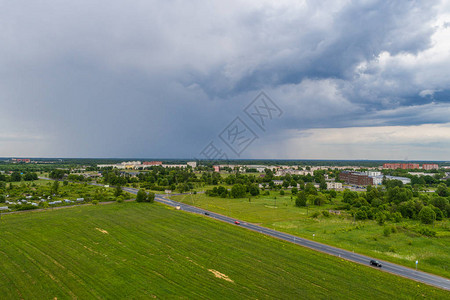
[{"xmin": 1, "ymin": 0, "xmax": 450, "ymax": 160}]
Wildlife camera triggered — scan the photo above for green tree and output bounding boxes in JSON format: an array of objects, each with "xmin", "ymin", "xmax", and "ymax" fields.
[
  {"xmin": 23, "ymin": 172, "xmax": 38, "ymax": 181},
  {"xmin": 431, "ymin": 206, "xmax": 444, "ymax": 221},
  {"xmin": 147, "ymin": 192, "xmax": 155, "ymax": 203},
  {"xmin": 51, "ymin": 180, "xmax": 59, "ymax": 195},
  {"xmin": 231, "ymin": 184, "xmax": 246, "ymax": 198},
  {"xmin": 355, "ymin": 209, "xmax": 368, "ymax": 220},
  {"xmin": 343, "ymin": 189, "xmax": 358, "ymax": 203},
  {"xmin": 429, "ymin": 196, "xmax": 448, "ymax": 211},
  {"xmin": 436, "ymin": 184, "xmax": 449, "ymax": 197},
  {"xmin": 314, "ymin": 195, "xmax": 326, "ymax": 206},
  {"xmin": 136, "ymin": 189, "xmax": 147, "ymax": 202},
  {"xmin": 418, "ymin": 206, "xmax": 436, "ymax": 224},
  {"xmin": 295, "ymin": 191, "xmax": 307, "ymax": 207},
  {"xmin": 11, "ymin": 172, "xmax": 22, "ymax": 182},
  {"xmin": 291, "ymin": 187, "xmax": 298, "ymax": 195},
  {"xmin": 49, "ymin": 169, "xmax": 66, "ymax": 180},
  {"xmin": 319, "ymin": 179, "xmax": 327, "ymax": 191},
  {"xmin": 304, "ymin": 183, "xmax": 317, "ymax": 195},
  {"xmin": 329, "ymin": 190, "xmax": 337, "ymax": 198},
  {"xmin": 114, "ymin": 185, "xmax": 123, "ymax": 197},
  {"xmin": 248, "ymin": 185, "xmax": 260, "ymax": 196}
]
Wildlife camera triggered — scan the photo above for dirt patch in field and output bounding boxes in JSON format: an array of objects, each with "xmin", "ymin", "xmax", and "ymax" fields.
[
  {"xmin": 208, "ymin": 269, "xmax": 234, "ymax": 283},
  {"xmin": 96, "ymin": 228, "xmax": 109, "ymax": 234}
]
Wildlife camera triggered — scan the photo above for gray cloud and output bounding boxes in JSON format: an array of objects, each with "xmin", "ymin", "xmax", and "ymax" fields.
[{"xmin": 1, "ymin": 1, "xmax": 449, "ymax": 158}]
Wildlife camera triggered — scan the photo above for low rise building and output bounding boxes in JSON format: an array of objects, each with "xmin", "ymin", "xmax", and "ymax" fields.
[
  {"xmin": 187, "ymin": 161, "xmax": 197, "ymax": 168},
  {"xmin": 143, "ymin": 161, "xmax": 162, "ymax": 166},
  {"xmin": 326, "ymin": 182, "xmax": 343, "ymax": 190},
  {"xmin": 372, "ymin": 175, "xmax": 411, "ymax": 185}
]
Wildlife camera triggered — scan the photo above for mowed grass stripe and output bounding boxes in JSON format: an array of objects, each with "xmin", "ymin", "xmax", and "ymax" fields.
[{"xmin": 0, "ymin": 202, "xmax": 447, "ymax": 299}]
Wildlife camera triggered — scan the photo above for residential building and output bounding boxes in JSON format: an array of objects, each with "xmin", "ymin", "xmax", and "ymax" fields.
[
  {"xmin": 162, "ymin": 164, "xmax": 187, "ymax": 168},
  {"xmin": 187, "ymin": 161, "xmax": 197, "ymax": 168},
  {"xmin": 372, "ymin": 175, "xmax": 411, "ymax": 185},
  {"xmin": 383, "ymin": 163, "xmax": 420, "ymax": 170},
  {"xmin": 422, "ymin": 163, "xmax": 439, "ymax": 170},
  {"xmin": 339, "ymin": 171, "xmax": 374, "ymax": 185},
  {"xmin": 326, "ymin": 182, "xmax": 343, "ymax": 190},
  {"xmin": 12, "ymin": 158, "xmax": 31, "ymax": 163},
  {"xmin": 143, "ymin": 161, "xmax": 162, "ymax": 166}
]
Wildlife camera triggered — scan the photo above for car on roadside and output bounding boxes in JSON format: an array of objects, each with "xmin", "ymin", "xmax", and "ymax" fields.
[
  {"xmin": 204, "ymin": 212, "xmax": 209, "ymax": 216},
  {"xmin": 370, "ymin": 260, "xmax": 382, "ymax": 267},
  {"xmin": 234, "ymin": 221, "xmax": 240, "ymax": 225}
]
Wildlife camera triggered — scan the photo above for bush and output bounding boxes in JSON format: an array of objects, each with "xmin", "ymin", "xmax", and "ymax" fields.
[
  {"xmin": 295, "ymin": 192, "xmax": 307, "ymax": 207},
  {"xmin": 136, "ymin": 189, "xmax": 147, "ymax": 203},
  {"xmin": 336, "ymin": 203, "xmax": 351, "ymax": 210},
  {"xmin": 392, "ymin": 212, "xmax": 402, "ymax": 223},
  {"xmin": 314, "ymin": 195, "xmax": 326, "ymax": 206},
  {"xmin": 92, "ymin": 200, "xmax": 99, "ymax": 205},
  {"xmin": 355, "ymin": 209, "xmax": 368, "ymax": 220},
  {"xmin": 116, "ymin": 196, "xmax": 124, "ymax": 203},
  {"xmin": 147, "ymin": 192, "xmax": 155, "ymax": 203},
  {"xmin": 280, "ymin": 190, "xmax": 285, "ymax": 196},
  {"xmin": 416, "ymin": 227, "xmax": 436, "ymax": 237},
  {"xmin": 391, "ymin": 226, "xmax": 398, "ymax": 233},
  {"xmin": 376, "ymin": 212, "xmax": 386, "ymax": 225},
  {"xmin": 418, "ymin": 206, "xmax": 436, "ymax": 224},
  {"xmin": 16, "ymin": 204, "xmax": 39, "ymax": 211},
  {"xmin": 383, "ymin": 227, "xmax": 391, "ymax": 237},
  {"xmin": 431, "ymin": 206, "xmax": 444, "ymax": 221},
  {"xmin": 322, "ymin": 210, "xmax": 330, "ymax": 218},
  {"xmin": 311, "ymin": 212, "xmax": 320, "ymax": 218}
]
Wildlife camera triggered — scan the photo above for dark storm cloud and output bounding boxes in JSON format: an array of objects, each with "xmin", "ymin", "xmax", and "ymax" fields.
[{"xmin": 0, "ymin": 0, "xmax": 449, "ymax": 158}]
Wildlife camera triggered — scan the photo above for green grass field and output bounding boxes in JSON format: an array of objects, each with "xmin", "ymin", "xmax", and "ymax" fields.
[
  {"xmin": 1, "ymin": 203, "xmax": 448, "ymax": 299},
  {"xmin": 172, "ymin": 192, "xmax": 450, "ymax": 278}
]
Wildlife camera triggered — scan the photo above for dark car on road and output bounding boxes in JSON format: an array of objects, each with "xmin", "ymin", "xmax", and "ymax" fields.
[
  {"xmin": 370, "ymin": 260, "xmax": 382, "ymax": 267},
  {"xmin": 204, "ymin": 212, "xmax": 209, "ymax": 216}
]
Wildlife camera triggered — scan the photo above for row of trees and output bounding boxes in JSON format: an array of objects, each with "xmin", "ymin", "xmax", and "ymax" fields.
[
  {"xmin": 136, "ymin": 190, "xmax": 155, "ymax": 203},
  {"xmin": 0, "ymin": 172, "xmax": 38, "ymax": 182},
  {"xmin": 206, "ymin": 184, "xmax": 261, "ymax": 198}
]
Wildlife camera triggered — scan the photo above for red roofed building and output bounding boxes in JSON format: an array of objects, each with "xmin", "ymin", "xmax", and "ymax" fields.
[{"xmin": 12, "ymin": 158, "xmax": 31, "ymax": 163}]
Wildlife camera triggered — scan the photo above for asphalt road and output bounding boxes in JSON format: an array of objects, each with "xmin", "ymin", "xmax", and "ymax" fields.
[{"xmin": 36, "ymin": 180, "xmax": 450, "ymax": 291}]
